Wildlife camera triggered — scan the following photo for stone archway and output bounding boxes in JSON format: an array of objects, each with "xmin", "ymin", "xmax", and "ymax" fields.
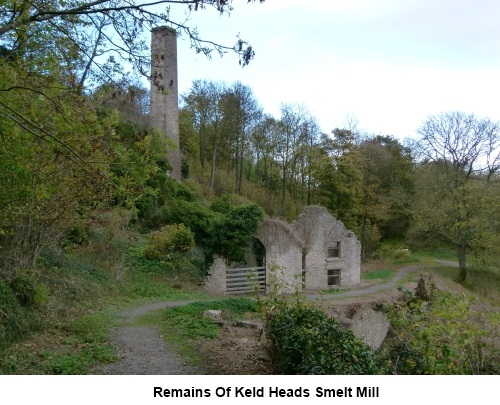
[
  {"xmin": 204, "ymin": 219, "xmax": 305, "ymax": 295},
  {"xmin": 254, "ymin": 218, "xmax": 305, "ymax": 294},
  {"xmin": 204, "ymin": 205, "xmax": 361, "ymax": 295}
]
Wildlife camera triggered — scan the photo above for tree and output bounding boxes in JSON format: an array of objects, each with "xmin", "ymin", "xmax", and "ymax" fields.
[
  {"xmin": 0, "ymin": 71, "xmax": 115, "ymax": 273},
  {"xmin": 357, "ymin": 135, "xmax": 414, "ymax": 256},
  {"xmin": 0, "ymin": 1, "xmax": 262, "ymax": 75},
  {"xmin": 1, "ymin": 1, "xmax": 264, "ymax": 170},
  {"xmin": 276, "ymin": 104, "xmax": 309, "ymax": 216},
  {"xmin": 412, "ymin": 111, "xmax": 500, "ymax": 282},
  {"xmin": 182, "ymin": 79, "xmax": 227, "ymax": 191},
  {"xmin": 225, "ymin": 82, "xmax": 261, "ymax": 193}
]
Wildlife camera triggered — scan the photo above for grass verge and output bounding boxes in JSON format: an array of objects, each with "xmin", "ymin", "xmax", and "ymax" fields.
[
  {"xmin": 0, "ymin": 310, "xmax": 117, "ymax": 374},
  {"xmin": 135, "ymin": 298, "xmax": 259, "ymax": 364},
  {"xmin": 361, "ymin": 268, "xmax": 396, "ymax": 281}
]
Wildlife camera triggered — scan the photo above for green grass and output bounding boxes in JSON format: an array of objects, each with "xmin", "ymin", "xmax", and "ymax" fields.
[
  {"xmin": 0, "ymin": 311, "xmax": 117, "ymax": 374},
  {"xmin": 136, "ymin": 298, "xmax": 259, "ymax": 363},
  {"xmin": 392, "ymin": 254, "xmax": 421, "ymax": 265},
  {"xmin": 123, "ymin": 270, "xmax": 210, "ymax": 301},
  {"xmin": 361, "ymin": 268, "xmax": 396, "ymax": 281},
  {"xmin": 426, "ymin": 263, "xmax": 500, "ymax": 306},
  {"xmin": 0, "ymin": 232, "xmax": 215, "ymax": 374},
  {"xmin": 373, "ymin": 243, "xmax": 460, "ymax": 266}
]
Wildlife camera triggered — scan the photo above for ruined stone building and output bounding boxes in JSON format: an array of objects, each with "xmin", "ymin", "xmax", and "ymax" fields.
[
  {"xmin": 204, "ymin": 206, "xmax": 361, "ymax": 294},
  {"xmin": 150, "ymin": 26, "xmax": 181, "ymax": 181},
  {"xmin": 148, "ymin": 29, "xmax": 361, "ymax": 294}
]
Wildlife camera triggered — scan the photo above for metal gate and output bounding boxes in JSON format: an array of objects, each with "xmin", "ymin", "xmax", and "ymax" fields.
[{"xmin": 226, "ymin": 266, "xmax": 266, "ymax": 294}]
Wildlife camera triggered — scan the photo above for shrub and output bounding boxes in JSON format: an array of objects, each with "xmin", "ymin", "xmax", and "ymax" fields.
[
  {"xmin": 206, "ymin": 204, "xmax": 264, "ymax": 262},
  {"xmin": 383, "ymin": 291, "xmax": 500, "ymax": 374},
  {"xmin": 266, "ymin": 303, "xmax": 380, "ymax": 374},
  {"xmin": 155, "ymin": 200, "xmax": 220, "ymax": 243},
  {"xmin": 0, "ymin": 281, "xmax": 43, "ymax": 351},
  {"xmin": 145, "ymin": 224, "xmax": 195, "ymax": 262},
  {"xmin": 9, "ymin": 271, "xmax": 49, "ymax": 307}
]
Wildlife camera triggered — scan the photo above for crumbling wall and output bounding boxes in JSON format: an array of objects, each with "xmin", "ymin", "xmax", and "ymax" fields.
[
  {"xmin": 204, "ymin": 256, "xmax": 227, "ymax": 295},
  {"xmin": 255, "ymin": 218, "xmax": 305, "ymax": 293},
  {"xmin": 293, "ymin": 206, "xmax": 361, "ymax": 290},
  {"xmin": 204, "ymin": 206, "xmax": 361, "ymax": 295}
]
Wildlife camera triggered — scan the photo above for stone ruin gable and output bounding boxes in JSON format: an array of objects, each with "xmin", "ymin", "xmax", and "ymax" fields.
[
  {"xmin": 255, "ymin": 218, "xmax": 305, "ymax": 293},
  {"xmin": 292, "ymin": 205, "xmax": 361, "ymax": 290},
  {"xmin": 203, "ymin": 208, "xmax": 360, "ymax": 295},
  {"xmin": 203, "ymin": 218, "xmax": 305, "ymax": 295}
]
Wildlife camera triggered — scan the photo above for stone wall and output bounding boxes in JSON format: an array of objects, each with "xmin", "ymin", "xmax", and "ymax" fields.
[
  {"xmin": 203, "ymin": 206, "xmax": 361, "ymax": 295},
  {"xmin": 150, "ymin": 26, "xmax": 181, "ymax": 181},
  {"xmin": 203, "ymin": 256, "xmax": 227, "ymax": 295},
  {"xmin": 293, "ymin": 206, "xmax": 361, "ymax": 290},
  {"xmin": 255, "ymin": 218, "xmax": 305, "ymax": 294}
]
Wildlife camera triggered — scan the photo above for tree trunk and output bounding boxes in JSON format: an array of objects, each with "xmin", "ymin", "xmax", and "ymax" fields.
[
  {"xmin": 361, "ymin": 214, "xmax": 367, "ymax": 261},
  {"xmin": 457, "ymin": 243, "xmax": 467, "ymax": 282},
  {"xmin": 238, "ymin": 136, "xmax": 244, "ymax": 192},
  {"xmin": 199, "ymin": 127, "xmax": 205, "ymax": 169},
  {"xmin": 209, "ymin": 135, "xmax": 217, "ymax": 194},
  {"xmin": 280, "ymin": 158, "xmax": 287, "ymax": 217},
  {"xmin": 235, "ymin": 131, "xmax": 240, "ymax": 192}
]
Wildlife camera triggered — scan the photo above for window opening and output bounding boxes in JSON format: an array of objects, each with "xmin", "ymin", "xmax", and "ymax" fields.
[
  {"xmin": 327, "ymin": 269, "xmax": 341, "ymax": 286},
  {"xmin": 327, "ymin": 241, "xmax": 341, "ymax": 258}
]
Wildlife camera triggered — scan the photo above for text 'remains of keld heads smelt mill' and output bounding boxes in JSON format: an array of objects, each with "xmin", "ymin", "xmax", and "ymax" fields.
[{"xmin": 153, "ymin": 386, "xmax": 380, "ymax": 398}]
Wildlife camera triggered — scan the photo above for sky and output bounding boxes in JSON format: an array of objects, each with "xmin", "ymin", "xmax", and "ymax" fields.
[{"xmin": 165, "ymin": 0, "xmax": 500, "ymax": 140}]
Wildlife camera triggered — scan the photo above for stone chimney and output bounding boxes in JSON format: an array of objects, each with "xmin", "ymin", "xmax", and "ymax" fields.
[{"xmin": 150, "ymin": 26, "xmax": 181, "ymax": 181}]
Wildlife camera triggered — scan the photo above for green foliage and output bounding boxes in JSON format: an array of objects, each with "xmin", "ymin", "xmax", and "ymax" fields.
[
  {"xmin": 383, "ymin": 291, "xmax": 500, "ymax": 374},
  {"xmin": 138, "ymin": 172, "xmax": 198, "ymax": 218},
  {"xmin": 127, "ymin": 246, "xmax": 168, "ymax": 274},
  {"xmin": 0, "ymin": 59, "xmax": 117, "ymax": 271},
  {"xmin": 148, "ymin": 195, "xmax": 263, "ymax": 267},
  {"xmin": 392, "ymin": 254, "xmax": 420, "ymax": 265},
  {"xmin": 0, "ymin": 282, "xmax": 43, "ymax": 351},
  {"xmin": 0, "ymin": 311, "xmax": 117, "ymax": 374},
  {"xmin": 150, "ymin": 298, "xmax": 258, "ymax": 341},
  {"xmin": 410, "ymin": 112, "xmax": 500, "ymax": 282},
  {"xmin": 206, "ymin": 204, "xmax": 264, "ymax": 262},
  {"xmin": 156, "ymin": 200, "xmax": 220, "ymax": 243},
  {"xmin": 372, "ymin": 243, "xmax": 421, "ymax": 264},
  {"xmin": 126, "ymin": 245, "xmax": 206, "ymax": 292},
  {"xmin": 9, "ymin": 272, "xmax": 49, "ymax": 307},
  {"xmin": 210, "ymin": 195, "xmax": 235, "ymax": 214},
  {"xmin": 266, "ymin": 303, "xmax": 380, "ymax": 374},
  {"xmin": 145, "ymin": 224, "xmax": 195, "ymax": 261}
]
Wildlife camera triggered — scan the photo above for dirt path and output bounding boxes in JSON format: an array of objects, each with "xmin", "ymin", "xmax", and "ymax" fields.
[
  {"xmin": 94, "ymin": 261, "xmax": 446, "ymax": 374},
  {"xmin": 93, "ymin": 300, "xmax": 204, "ymax": 375},
  {"xmin": 306, "ymin": 264, "xmax": 427, "ymax": 300}
]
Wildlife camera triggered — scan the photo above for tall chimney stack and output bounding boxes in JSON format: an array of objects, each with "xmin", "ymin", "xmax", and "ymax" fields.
[{"xmin": 150, "ymin": 26, "xmax": 181, "ymax": 181}]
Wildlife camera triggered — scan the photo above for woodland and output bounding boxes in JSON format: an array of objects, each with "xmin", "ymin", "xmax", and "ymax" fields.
[{"xmin": 0, "ymin": 0, "xmax": 499, "ymax": 375}]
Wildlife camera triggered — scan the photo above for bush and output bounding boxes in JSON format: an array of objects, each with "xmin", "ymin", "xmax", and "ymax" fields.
[
  {"xmin": 154, "ymin": 200, "xmax": 220, "ymax": 243},
  {"xmin": 206, "ymin": 204, "xmax": 264, "ymax": 262},
  {"xmin": 266, "ymin": 303, "xmax": 380, "ymax": 374},
  {"xmin": 0, "ymin": 281, "xmax": 43, "ymax": 351},
  {"xmin": 9, "ymin": 272, "xmax": 49, "ymax": 307},
  {"xmin": 144, "ymin": 224, "xmax": 195, "ymax": 262},
  {"xmin": 136, "ymin": 173, "xmax": 199, "ymax": 227},
  {"xmin": 383, "ymin": 291, "xmax": 500, "ymax": 374}
]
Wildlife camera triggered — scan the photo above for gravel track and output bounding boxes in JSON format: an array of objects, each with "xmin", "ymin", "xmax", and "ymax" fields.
[
  {"xmin": 94, "ymin": 261, "xmax": 447, "ymax": 374},
  {"xmin": 306, "ymin": 263, "xmax": 427, "ymax": 300},
  {"xmin": 93, "ymin": 300, "xmax": 204, "ymax": 375}
]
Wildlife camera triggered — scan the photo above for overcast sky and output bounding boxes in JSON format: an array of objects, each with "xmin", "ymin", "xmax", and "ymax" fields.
[{"xmin": 167, "ymin": 0, "xmax": 500, "ymax": 139}]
